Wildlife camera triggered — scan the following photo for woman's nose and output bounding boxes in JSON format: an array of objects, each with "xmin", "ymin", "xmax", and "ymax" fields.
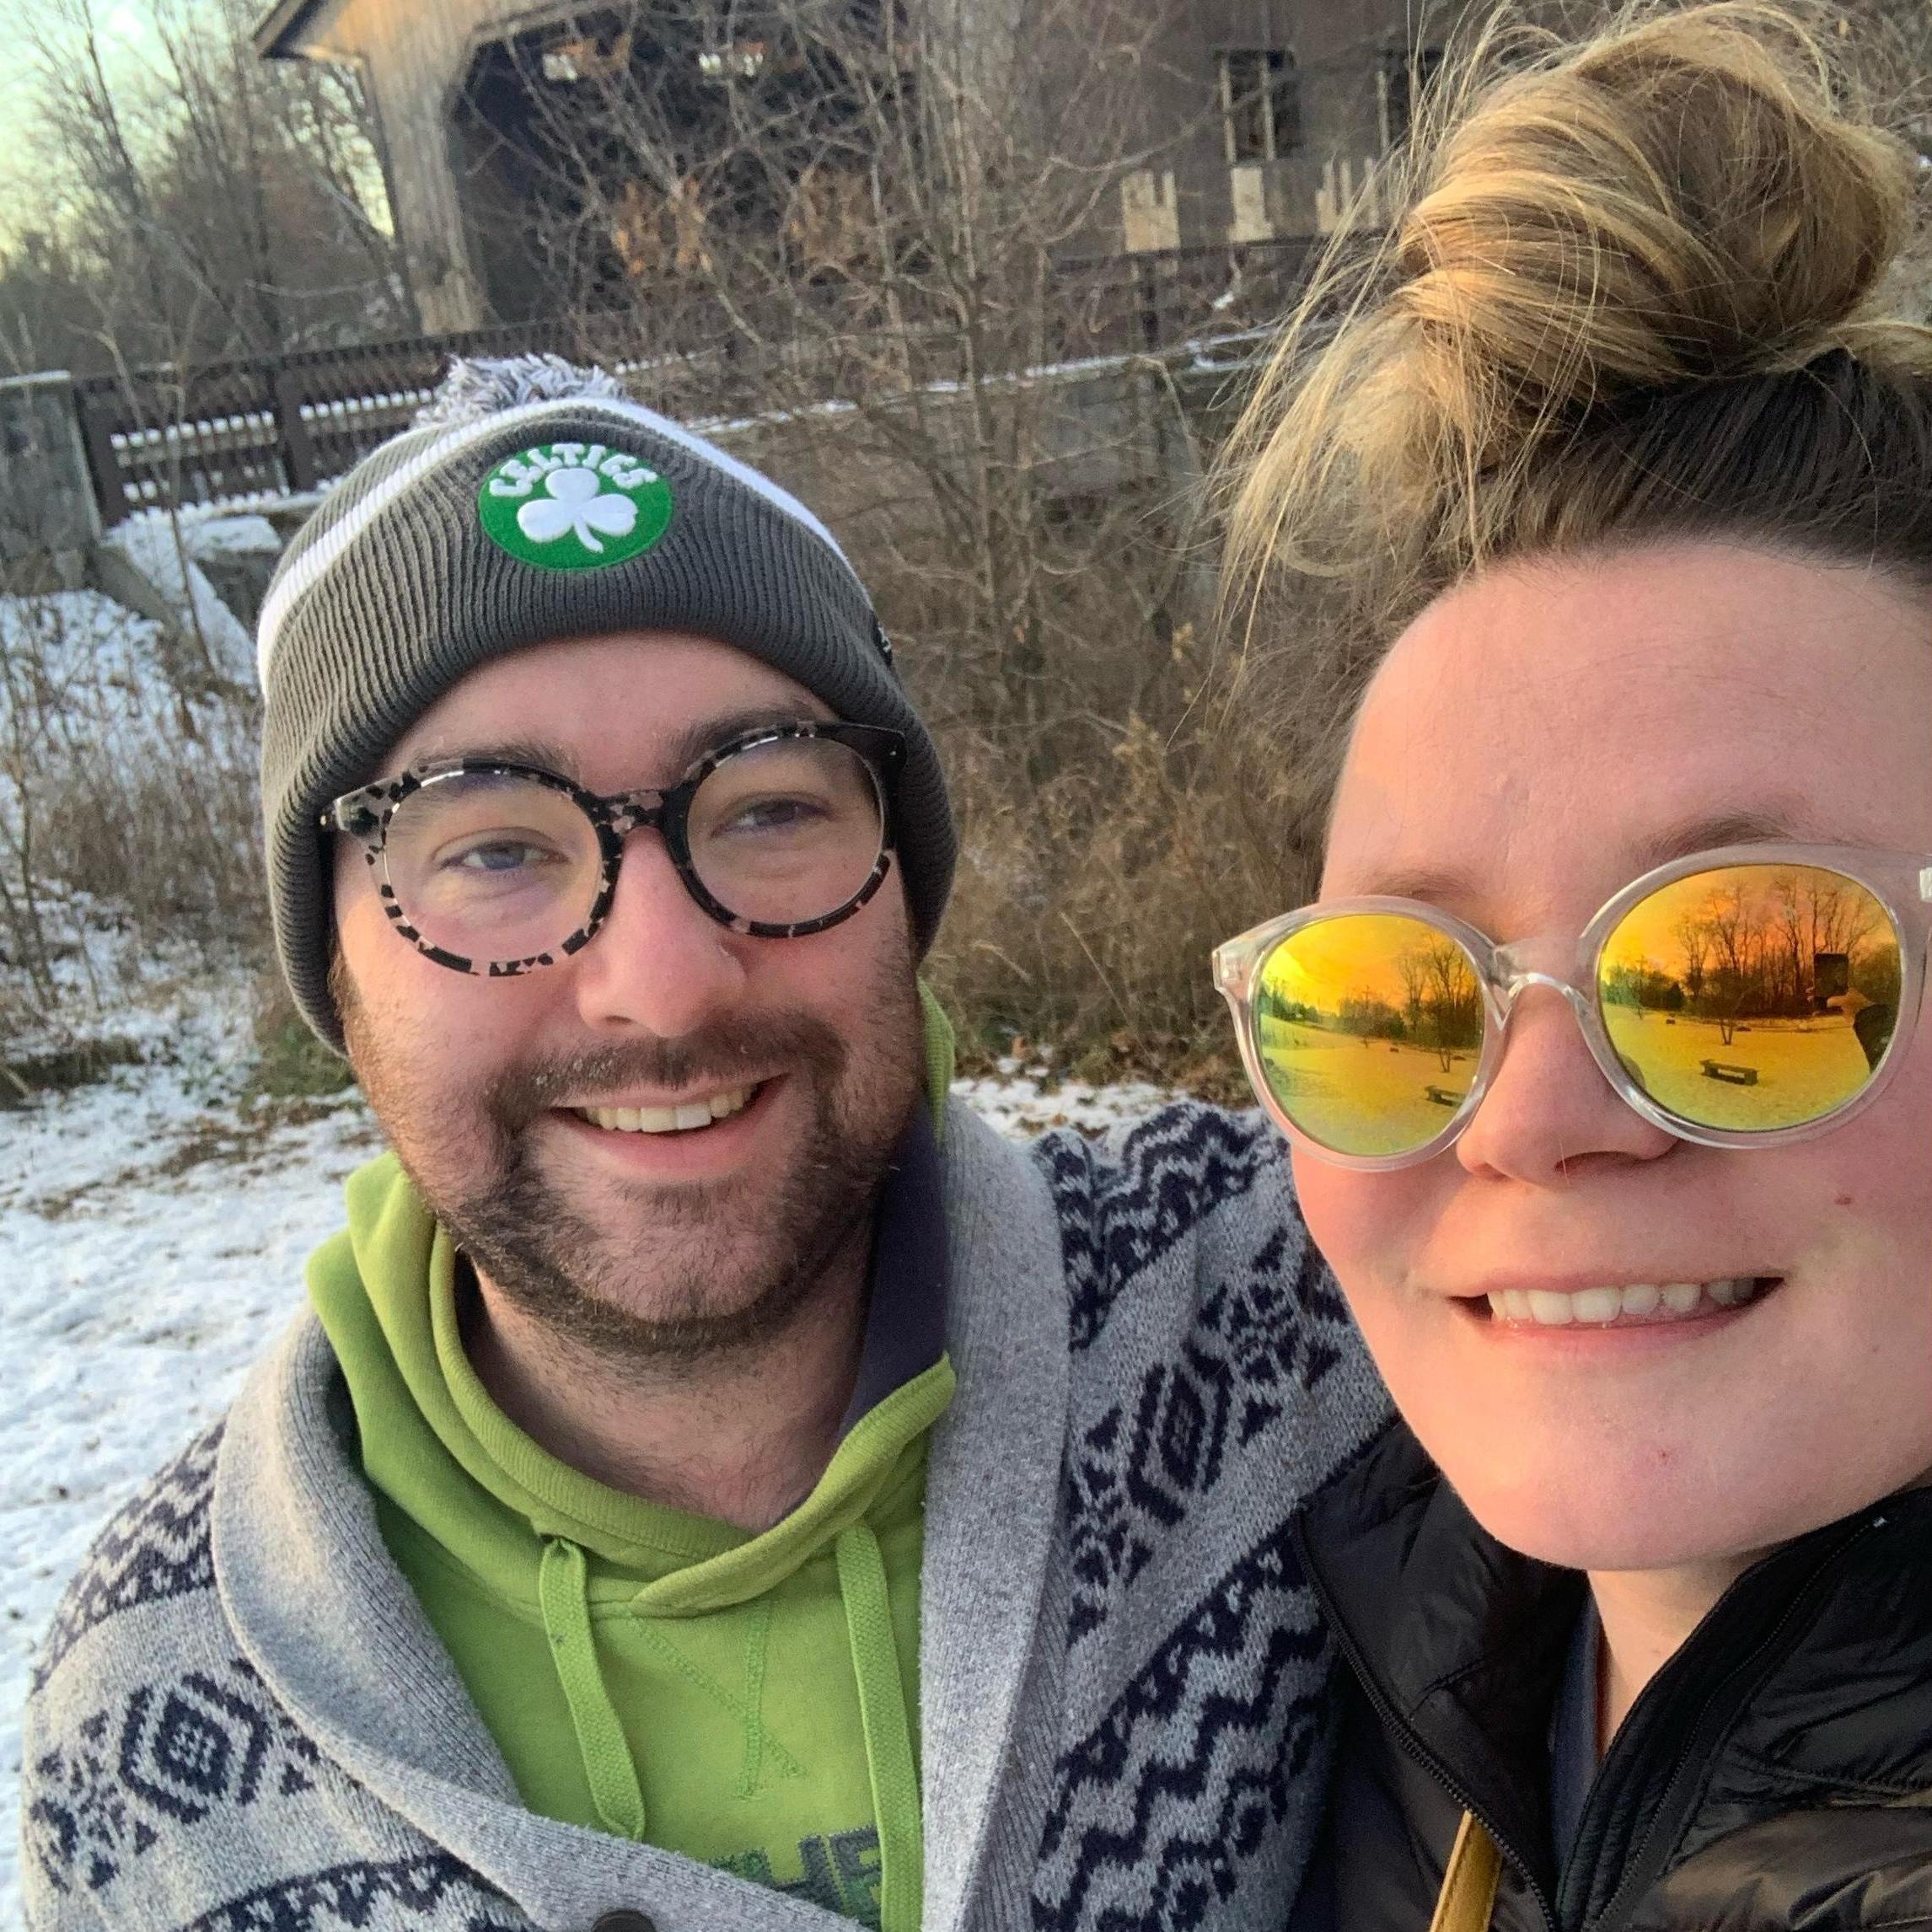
[{"xmin": 1453, "ymin": 982, "xmax": 1676, "ymax": 1183}]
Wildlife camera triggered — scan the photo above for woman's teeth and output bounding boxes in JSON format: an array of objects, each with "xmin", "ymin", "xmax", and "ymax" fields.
[
  {"xmin": 1485, "ymin": 1278, "xmax": 1773, "ymax": 1328},
  {"xmin": 577, "ymin": 1087, "xmax": 754, "ymax": 1134}
]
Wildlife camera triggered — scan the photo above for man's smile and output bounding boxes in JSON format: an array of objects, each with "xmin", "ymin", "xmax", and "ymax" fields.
[
  {"xmin": 544, "ymin": 1075, "xmax": 793, "ymax": 1174},
  {"xmin": 571, "ymin": 1082, "xmax": 762, "ymax": 1134}
]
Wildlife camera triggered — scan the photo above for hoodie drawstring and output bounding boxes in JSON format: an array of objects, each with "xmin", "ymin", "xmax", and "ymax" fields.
[
  {"xmin": 539, "ymin": 1537, "xmax": 647, "ymax": 1840},
  {"xmin": 836, "ymin": 1523, "xmax": 922, "ymax": 1932}
]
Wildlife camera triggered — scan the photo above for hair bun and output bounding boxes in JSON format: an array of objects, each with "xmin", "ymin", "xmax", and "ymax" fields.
[
  {"xmin": 1397, "ymin": 3, "xmax": 1913, "ymax": 452},
  {"xmin": 1223, "ymin": 0, "xmax": 1932, "ymax": 626}
]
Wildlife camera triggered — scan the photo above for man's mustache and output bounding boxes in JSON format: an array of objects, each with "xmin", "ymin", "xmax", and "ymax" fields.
[{"xmin": 485, "ymin": 1013, "xmax": 849, "ymax": 1132}]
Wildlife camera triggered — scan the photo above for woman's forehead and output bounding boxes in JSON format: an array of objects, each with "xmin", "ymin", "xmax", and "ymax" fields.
[{"xmin": 1324, "ymin": 544, "xmax": 1930, "ymax": 910}]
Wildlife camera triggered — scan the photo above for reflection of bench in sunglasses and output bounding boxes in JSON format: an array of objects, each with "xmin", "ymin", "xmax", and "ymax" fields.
[
  {"xmin": 1425, "ymin": 1086, "xmax": 1461, "ymax": 1107},
  {"xmin": 1701, "ymin": 1060, "xmax": 1759, "ymax": 1085}
]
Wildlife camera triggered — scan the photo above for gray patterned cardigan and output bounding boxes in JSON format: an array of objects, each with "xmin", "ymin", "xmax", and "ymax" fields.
[{"xmin": 19, "ymin": 1101, "xmax": 1390, "ymax": 1932}]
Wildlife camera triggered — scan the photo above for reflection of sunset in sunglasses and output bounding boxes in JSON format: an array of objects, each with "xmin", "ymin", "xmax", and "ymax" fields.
[
  {"xmin": 1252, "ymin": 865, "xmax": 1902, "ymax": 1157},
  {"xmin": 1598, "ymin": 864, "xmax": 1899, "ymax": 1131},
  {"xmin": 1255, "ymin": 914, "xmax": 1484, "ymax": 1157}
]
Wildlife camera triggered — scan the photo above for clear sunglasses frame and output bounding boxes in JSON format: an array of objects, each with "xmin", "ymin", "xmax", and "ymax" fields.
[
  {"xmin": 325, "ymin": 720, "xmax": 906, "ymax": 977},
  {"xmin": 1212, "ymin": 843, "xmax": 1932, "ymax": 1171}
]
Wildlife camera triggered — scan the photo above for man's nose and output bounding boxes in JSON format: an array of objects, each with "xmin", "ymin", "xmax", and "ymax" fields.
[{"xmin": 567, "ymin": 829, "xmax": 748, "ymax": 1036}]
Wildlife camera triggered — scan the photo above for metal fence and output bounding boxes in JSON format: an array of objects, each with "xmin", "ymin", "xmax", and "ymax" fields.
[{"xmin": 71, "ymin": 238, "xmax": 1318, "ymax": 526}]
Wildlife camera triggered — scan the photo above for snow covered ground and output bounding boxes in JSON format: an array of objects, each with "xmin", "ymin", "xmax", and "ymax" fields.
[{"xmin": 0, "ymin": 1025, "xmax": 1169, "ymax": 1925}]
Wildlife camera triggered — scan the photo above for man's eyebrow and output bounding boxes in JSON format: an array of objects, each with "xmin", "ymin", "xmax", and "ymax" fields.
[
  {"xmin": 662, "ymin": 706, "xmax": 832, "ymax": 776},
  {"xmin": 411, "ymin": 738, "xmax": 582, "ymax": 780},
  {"xmin": 404, "ymin": 710, "xmax": 825, "ymax": 789},
  {"xmin": 1354, "ymin": 808, "xmax": 1817, "ymax": 904}
]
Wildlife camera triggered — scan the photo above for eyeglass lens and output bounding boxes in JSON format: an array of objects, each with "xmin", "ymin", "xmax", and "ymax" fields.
[
  {"xmin": 1253, "ymin": 912, "xmax": 1484, "ymax": 1157},
  {"xmin": 1595, "ymin": 862, "xmax": 1899, "ymax": 1131},
  {"xmin": 1249, "ymin": 862, "xmax": 1902, "ymax": 1157},
  {"xmin": 378, "ymin": 737, "xmax": 887, "ymax": 963}
]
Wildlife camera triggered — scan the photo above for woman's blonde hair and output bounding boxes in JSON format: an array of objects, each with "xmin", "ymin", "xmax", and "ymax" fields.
[{"xmin": 1226, "ymin": 0, "xmax": 1932, "ymax": 684}]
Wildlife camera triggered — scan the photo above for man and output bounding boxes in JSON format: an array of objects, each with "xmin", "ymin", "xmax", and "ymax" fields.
[{"xmin": 20, "ymin": 358, "xmax": 1386, "ymax": 1932}]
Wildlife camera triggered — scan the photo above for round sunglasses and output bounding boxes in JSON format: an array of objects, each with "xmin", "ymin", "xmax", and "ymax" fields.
[
  {"xmin": 325, "ymin": 722, "xmax": 905, "ymax": 977},
  {"xmin": 1212, "ymin": 845, "xmax": 1931, "ymax": 1169}
]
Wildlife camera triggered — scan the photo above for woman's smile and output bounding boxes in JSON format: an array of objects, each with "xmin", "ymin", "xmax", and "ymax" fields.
[{"xmin": 1472, "ymin": 1275, "xmax": 1782, "ymax": 1329}]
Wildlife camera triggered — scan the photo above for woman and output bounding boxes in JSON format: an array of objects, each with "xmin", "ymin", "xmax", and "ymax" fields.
[{"xmin": 1216, "ymin": 6, "xmax": 1932, "ymax": 1926}]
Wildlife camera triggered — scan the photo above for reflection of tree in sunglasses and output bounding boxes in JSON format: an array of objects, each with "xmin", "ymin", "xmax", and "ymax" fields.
[
  {"xmin": 1250, "ymin": 862, "xmax": 1904, "ymax": 1154},
  {"xmin": 1599, "ymin": 864, "xmax": 1899, "ymax": 1124},
  {"xmin": 1255, "ymin": 914, "xmax": 1489, "ymax": 1153},
  {"xmin": 1604, "ymin": 867, "xmax": 1893, "ymax": 1040},
  {"xmin": 1220, "ymin": 846, "xmax": 1927, "ymax": 1164}
]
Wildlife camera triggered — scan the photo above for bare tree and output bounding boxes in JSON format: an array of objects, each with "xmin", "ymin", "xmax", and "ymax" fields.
[
  {"xmin": 1, "ymin": 0, "xmax": 409, "ymax": 378},
  {"xmin": 456, "ymin": 0, "xmax": 1226, "ymax": 743}
]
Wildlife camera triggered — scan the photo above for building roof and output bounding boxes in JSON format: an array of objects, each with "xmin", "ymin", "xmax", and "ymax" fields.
[{"xmin": 252, "ymin": 0, "xmax": 330, "ymax": 59}]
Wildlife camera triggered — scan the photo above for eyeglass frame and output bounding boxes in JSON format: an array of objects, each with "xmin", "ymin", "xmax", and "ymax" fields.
[
  {"xmin": 1212, "ymin": 842, "xmax": 1932, "ymax": 1171},
  {"xmin": 324, "ymin": 719, "xmax": 907, "ymax": 978}
]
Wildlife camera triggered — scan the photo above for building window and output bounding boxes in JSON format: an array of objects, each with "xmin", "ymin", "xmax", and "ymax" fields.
[
  {"xmin": 1380, "ymin": 45, "xmax": 1444, "ymax": 149},
  {"xmin": 1219, "ymin": 50, "xmax": 1301, "ymax": 165}
]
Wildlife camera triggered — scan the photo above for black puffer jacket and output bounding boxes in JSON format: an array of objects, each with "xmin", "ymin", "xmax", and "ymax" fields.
[{"xmin": 1291, "ymin": 1423, "xmax": 1932, "ymax": 1932}]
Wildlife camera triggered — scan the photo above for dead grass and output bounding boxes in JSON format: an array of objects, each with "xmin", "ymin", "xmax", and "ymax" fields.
[{"xmin": 906, "ymin": 601, "xmax": 1334, "ymax": 1097}]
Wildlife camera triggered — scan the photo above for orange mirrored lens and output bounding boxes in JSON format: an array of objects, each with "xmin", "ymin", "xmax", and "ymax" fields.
[
  {"xmin": 1253, "ymin": 913, "xmax": 1484, "ymax": 1157},
  {"xmin": 1597, "ymin": 862, "xmax": 1901, "ymax": 1132}
]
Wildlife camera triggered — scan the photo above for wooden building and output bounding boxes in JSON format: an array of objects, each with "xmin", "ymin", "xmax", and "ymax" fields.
[{"xmin": 253, "ymin": 0, "xmax": 1457, "ymax": 335}]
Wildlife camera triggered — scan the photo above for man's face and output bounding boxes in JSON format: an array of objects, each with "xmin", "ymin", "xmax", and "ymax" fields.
[
  {"xmin": 1297, "ymin": 542, "xmax": 1932, "ymax": 1573},
  {"xmin": 332, "ymin": 631, "xmax": 926, "ymax": 1366}
]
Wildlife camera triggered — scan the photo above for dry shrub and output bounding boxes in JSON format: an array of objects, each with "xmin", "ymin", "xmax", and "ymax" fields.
[
  {"xmin": 913, "ymin": 609, "xmax": 1338, "ymax": 1096},
  {"xmin": 0, "ymin": 588, "xmax": 264, "ymax": 1038},
  {"xmin": 32, "ymin": 733, "xmax": 265, "ymax": 949},
  {"xmin": 816, "ymin": 413, "xmax": 1358, "ymax": 1097}
]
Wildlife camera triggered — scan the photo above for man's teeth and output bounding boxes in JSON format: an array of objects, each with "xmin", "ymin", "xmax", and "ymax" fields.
[
  {"xmin": 1486, "ymin": 1278, "xmax": 1770, "ymax": 1327},
  {"xmin": 577, "ymin": 1087, "xmax": 754, "ymax": 1134}
]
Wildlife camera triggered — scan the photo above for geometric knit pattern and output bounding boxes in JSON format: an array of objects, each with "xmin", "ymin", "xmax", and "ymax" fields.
[
  {"xmin": 1026, "ymin": 1107, "xmax": 1381, "ymax": 1931},
  {"xmin": 21, "ymin": 1101, "xmax": 1389, "ymax": 1932},
  {"xmin": 32, "ymin": 1421, "xmax": 223, "ymax": 1693},
  {"xmin": 27, "ymin": 1650, "xmax": 331, "ymax": 1897},
  {"xmin": 174, "ymin": 1858, "xmax": 520, "ymax": 1932},
  {"xmin": 21, "ymin": 1426, "xmax": 513, "ymax": 1930}
]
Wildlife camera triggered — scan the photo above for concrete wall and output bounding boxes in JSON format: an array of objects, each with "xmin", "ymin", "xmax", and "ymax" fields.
[{"xmin": 0, "ymin": 376, "xmax": 100, "ymax": 588}]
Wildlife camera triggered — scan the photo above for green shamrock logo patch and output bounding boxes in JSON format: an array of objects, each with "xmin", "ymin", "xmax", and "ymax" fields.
[{"xmin": 478, "ymin": 442, "xmax": 674, "ymax": 570}]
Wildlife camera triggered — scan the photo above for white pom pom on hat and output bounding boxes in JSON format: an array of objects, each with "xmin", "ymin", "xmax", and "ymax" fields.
[{"xmin": 411, "ymin": 351, "xmax": 631, "ymax": 429}]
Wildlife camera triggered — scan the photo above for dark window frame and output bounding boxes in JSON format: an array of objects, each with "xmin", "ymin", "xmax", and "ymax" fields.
[{"xmin": 1219, "ymin": 48, "xmax": 1301, "ymax": 164}]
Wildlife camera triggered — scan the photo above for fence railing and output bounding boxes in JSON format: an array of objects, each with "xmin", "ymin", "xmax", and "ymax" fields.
[{"xmin": 71, "ymin": 238, "xmax": 1318, "ymax": 526}]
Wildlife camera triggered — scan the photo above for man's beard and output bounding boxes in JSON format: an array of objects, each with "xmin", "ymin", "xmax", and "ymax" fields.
[{"xmin": 340, "ymin": 953, "xmax": 926, "ymax": 1375}]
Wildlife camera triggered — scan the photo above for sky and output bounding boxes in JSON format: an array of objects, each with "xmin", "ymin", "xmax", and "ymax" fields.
[{"xmin": 0, "ymin": 1, "xmax": 169, "ymax": 241}]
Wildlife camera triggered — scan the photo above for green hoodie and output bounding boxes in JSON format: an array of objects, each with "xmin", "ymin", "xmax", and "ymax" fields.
[{"xmin": 307, "ymin": 992, "xmax": 957, "ymax": 1932}]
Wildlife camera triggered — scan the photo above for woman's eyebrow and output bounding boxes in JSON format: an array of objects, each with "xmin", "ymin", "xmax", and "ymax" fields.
[
  {"xmin": 1353, "ymin": 862, "xmax": 1478, "ymax": 904},
  {"xmin": 1356, "ymin": 808, "xmax": 1816, "ymax": 903},
  {"xmin": 1627, "ymin": 807, "xmax": 1816, "ymax": 871}
]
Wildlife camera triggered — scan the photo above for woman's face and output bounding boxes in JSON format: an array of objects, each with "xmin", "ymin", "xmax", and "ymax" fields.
[{"xmin": 1297, "ymin": 541, "xmax": 1932, "ymax": 1572}]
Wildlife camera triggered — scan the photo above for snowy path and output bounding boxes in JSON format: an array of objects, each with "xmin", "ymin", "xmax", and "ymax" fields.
[{"xmin": 0, "ymin": 1056, "xmax": 1167, "ymax": 1926}]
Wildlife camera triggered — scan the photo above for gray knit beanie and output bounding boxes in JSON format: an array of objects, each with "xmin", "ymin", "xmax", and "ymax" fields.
[{"xmin": 258, "ymin": 354, "xmax": 953, "ymax": 1050}]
